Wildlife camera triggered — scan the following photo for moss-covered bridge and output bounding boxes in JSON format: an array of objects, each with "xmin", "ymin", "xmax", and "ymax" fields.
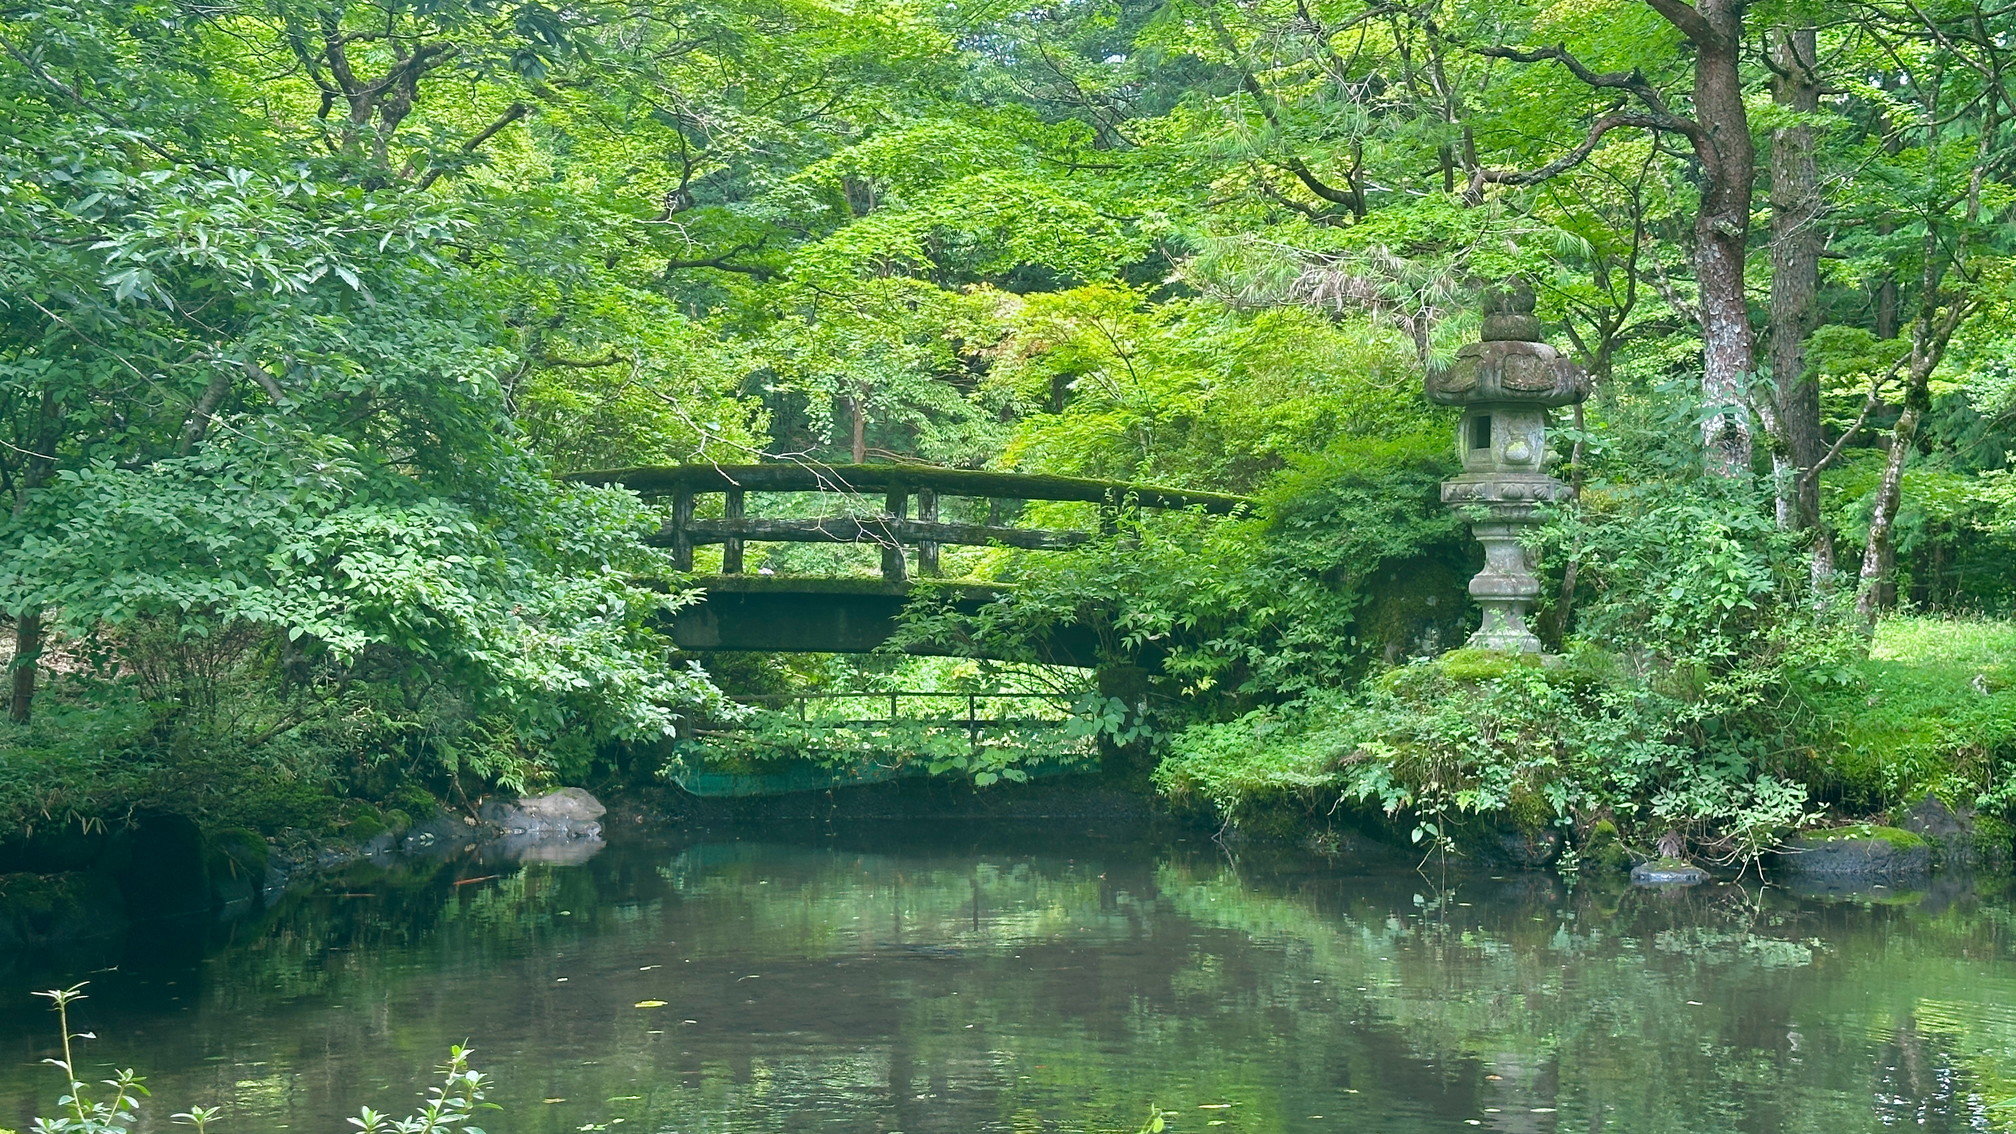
[{"xmin": 567, "ymin": 463, "xmax": 1250, "ymax": 667}]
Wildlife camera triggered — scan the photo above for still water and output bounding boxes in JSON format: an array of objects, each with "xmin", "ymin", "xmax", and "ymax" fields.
[{"xmin": 3, "ymin": 823, "xmax": 2015, "ymax": 1133}]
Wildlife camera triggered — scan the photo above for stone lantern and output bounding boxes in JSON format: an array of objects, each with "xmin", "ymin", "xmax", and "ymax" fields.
[{"xmin": 1425, "ymin": 281, "xmax": 1589, "ymax": 654}]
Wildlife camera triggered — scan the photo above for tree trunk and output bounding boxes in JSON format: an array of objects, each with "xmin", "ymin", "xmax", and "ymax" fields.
[
  {"xmin": 1766, "ymin": 27, "xmax": 1831, "ymax": 581},
  {"xmin": 1674, "ymin": 0, "xmax": 1758, "ymax": 477},
  {"xmin": 1856, "ymin": 385, "xmax": 1924, "ymax": 627},
  {"xmin": 849, "ymin": 394, "xmax": 867, "ymax": 464},
  {"xmin": 8, "ymin": 612, "xmax": 41, "ymax": 725},
  {"xmin": 8, "ymin": 393, "xmax": 59, "ymax": 725},
  {"xmin": 1857, "ymin": 232, "xmax": 1952, "ymax": 626}
]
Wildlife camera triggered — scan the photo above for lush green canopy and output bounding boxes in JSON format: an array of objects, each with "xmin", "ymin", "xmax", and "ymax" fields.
[{"xmin": 3, "ymin": 0, "xmax": 2014, "ymax": 846}]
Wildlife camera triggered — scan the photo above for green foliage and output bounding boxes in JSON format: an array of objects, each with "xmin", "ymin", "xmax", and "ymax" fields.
[
  {"xmin": 1157, "ymin": 647, "xmax": 1822, "ymax": 864},
  {"xmin": 1157, "ymin": 474, "xmax": 1872, "ymax": 861},
  {"xmin": 23, "ymin": 983, "xmax": 493, "ymax": 1134},
  {"xmin": 1803, "ymin": 617, "xmax": 2016, "ymax": 813},
  {"xmin": 896, "ymin": 433, "xmax": 1467, "ymax": 724},
  {"xmin": 665, "ymin": 684, "xmax": 1098, "ymax": 790}
]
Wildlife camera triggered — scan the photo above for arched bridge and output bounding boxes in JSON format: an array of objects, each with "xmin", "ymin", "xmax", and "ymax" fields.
[{"xmin": 567, "ymin": 463, "xmax": 1250, "ymax": 666}]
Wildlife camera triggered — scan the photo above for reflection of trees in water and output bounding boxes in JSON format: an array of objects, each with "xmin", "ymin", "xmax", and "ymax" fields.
[
  {"xmin": 1872, "ymin": 1017, "xmax": 1996, "ymax": 1132},
  {"xmin": 4, "ymin": 837, "xmax": 2016, "ymax": 1134}
]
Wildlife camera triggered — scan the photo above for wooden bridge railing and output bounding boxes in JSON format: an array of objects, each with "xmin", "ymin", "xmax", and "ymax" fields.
[
  {"xmin": 733, "ymin": 690, "xmax": 1069, "ymax": 730},
  {"xmin": 566, "ymin": 463, "xmax": 1250, "ymax": 583}
]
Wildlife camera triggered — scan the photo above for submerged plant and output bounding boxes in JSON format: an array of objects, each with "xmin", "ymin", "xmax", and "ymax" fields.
[{"xmin": 14, "ymin": 982, "xmax": 493, "ymax": 1134}]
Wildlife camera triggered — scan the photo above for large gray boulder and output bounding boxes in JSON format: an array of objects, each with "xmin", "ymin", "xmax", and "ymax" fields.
[
  {"xmin": 1900, "ymin": 796, "xmax": 2010, "ymax": 869},
  {"xmin": 1775, "ymin": 825, "xmax": 1931, "ymax": 879},
  {"xmin": 479, "ymin": 788, "xmax": 606, "ymax": 840}
]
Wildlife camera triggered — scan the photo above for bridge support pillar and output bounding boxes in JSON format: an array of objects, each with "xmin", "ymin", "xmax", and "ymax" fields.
[
  {"xmin": 882, "ymin": 490, "xmax": 908, "ymax": 583},
  {"xmin": 1094, "ymin": 662, "xmax": 1154, "ymax": 787}
]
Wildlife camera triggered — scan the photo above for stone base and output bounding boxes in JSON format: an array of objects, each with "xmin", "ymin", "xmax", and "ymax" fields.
[
  {"xmin": 1774, "ymin": 826, "xmax": 1931, "ymax": 878},
  {"xmin": 1467, "ymin": 622, "xmax": 1543, "ymax": 654},
  {"xmin": 1631, "ymin": 858, "xmax": 1709, "ymax": 886}
]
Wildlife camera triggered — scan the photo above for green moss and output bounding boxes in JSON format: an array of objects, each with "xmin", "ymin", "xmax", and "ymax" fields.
[
  {"xmin": 1505, "ymin": 785, "xmax": 1553, "ymax": 832},
  {"xmin": 1435, "ymin": 648, "xmax": 1542, "ymax": 684},
  {"xmin": 387, "ymin": 784, "xmax": 440, "ymax": 815},
  {"xmin": 206, "ymin": 827, "xmax": 268, "ymax": 876},
  {"xmin": 1353, "ymin": 552, "xmax": 1473, "ymax": 664},
  {"xmin": 344, "ymin": 812, "xmax": 388, "ymax": 842},
  {"xmin": 1802, "ymin": 823, "xmax": 1926, "ymax": 849},
  {"xmin": 1581, "ymin": 820, "xmax": 1630, "ymax": 871}
]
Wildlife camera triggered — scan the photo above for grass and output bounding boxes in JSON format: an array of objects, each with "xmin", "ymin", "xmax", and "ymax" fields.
[
  {"xmin": 1869, "ymin": 616, "xmax": 2016, "ymax": 677},
  {"xmin": 1810, "ymin": 615, "xmax": 2016, "ymax": 811}
]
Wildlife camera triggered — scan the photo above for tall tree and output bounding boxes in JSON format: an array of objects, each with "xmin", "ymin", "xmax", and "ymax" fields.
[
  {"xmin": 1472, "ymin": 0, "xmax": 1756, "ymax": 476},
  {"xmin": 1767, "ymin": 26, "xmax": 1829, "ymax": 577}
]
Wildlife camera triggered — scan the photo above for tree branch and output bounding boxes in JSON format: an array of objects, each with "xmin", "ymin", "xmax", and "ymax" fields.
[
  {"xmin": 539, "ymin": 351, "xmax": 630, "ymax": 369},
  {"xmin": 414, "ymin": 102, "xmax": 529, "ymax": 190},
  {"xmin": 1237, "ymin": 73, "xmax": 1364, "ymax": 213},
  {"xmin": 662, "ymin": 238, "xmax": 776, "ymax": 280},
  {"xmin": 1472, "ymin": 42, "xmax": 1700, "ymax": 138},
  {"xmin": 1468, "ymin": 108, "xmax": 1676, "ymax": 193},
  {"xmin": 1804, "ymin": 361, "xmax": 1902, "ymax": 483},
  {"xmin": 1641, "ymin": 0, "xmax": 1718, "ymax": 45},
  {"xmin": 243, "ymin": 361, "xmax": 286, "ymax": 405}
]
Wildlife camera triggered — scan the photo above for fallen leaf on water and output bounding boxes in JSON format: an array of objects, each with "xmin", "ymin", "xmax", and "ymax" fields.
[{"xmin": 634, "ymin": 999, "xmax": 667, "ymax": 1008}]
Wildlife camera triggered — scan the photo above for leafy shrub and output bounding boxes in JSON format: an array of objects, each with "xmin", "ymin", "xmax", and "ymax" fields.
[
  {"xmin": 1159, "ymin": 475, "xmax": 1859, "ymax": 863},
  {"xmin": 893, "ymin": 432, "xmax": 1470, "ymax": 727}
]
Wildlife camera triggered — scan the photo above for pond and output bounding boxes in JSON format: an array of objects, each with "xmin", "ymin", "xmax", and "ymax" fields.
[{"xmin": 2, "ymin": 822, "xmax": 2014, "ymax": 1133}]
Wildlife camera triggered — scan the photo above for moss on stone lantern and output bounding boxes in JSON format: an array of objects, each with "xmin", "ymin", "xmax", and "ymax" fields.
[{"xmin": 1425, "ymin": 281, "xmax": 1590, "ymax": 653}]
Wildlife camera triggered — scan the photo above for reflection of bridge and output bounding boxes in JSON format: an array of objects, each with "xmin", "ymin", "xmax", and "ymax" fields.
[{"xmin": 568, "ymin": 464, "xmax": 1249, "ymax": 665}]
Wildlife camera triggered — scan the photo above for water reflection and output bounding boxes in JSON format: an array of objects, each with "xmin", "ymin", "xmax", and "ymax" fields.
[{"xmin": 1, "ymin": 825, "xmax": 2013, "ymax": 1133}]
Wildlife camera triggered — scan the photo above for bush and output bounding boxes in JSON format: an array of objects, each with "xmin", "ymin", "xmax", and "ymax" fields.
[{"xmin": 1159, "ymin": 475, "xmax": 1861, "ymax": 865}]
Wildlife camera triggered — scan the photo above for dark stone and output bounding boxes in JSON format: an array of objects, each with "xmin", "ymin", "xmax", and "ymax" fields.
[
  {"xmin": 1495, "ymin": 827, "xmax": 1562, "ymax": 868},
  {"xmin": 0, "ymin": 824, "xmax": 109, "ymax": 874},
  {"xmin": 0, "ymin": 870, "xmax": 128, "ymax": 947},
  {"xmin": 105, "ymin": 813, "xmax": 210, "ymax": 920},
  {"xmin": 1776, "ymin": 826, "xmax": 1931, "ymax": 878},
  {"xmin": 1358, "ymin": 550, "xmax": 1478, "ymax": 665},
  {"xmin": 1631, "ymin": 858, "xmax": 1709, "ymax": 886},
  {"xmin": 206, "ymin": 827, "xmax": 268, "ymax": 908},
  {"xmin": 399, "ymin": 811, "xmax": 470, "ymax": 854},
  {"xmin": 1899, "ymin": 796, "xmax": 2007, "ymax": 869},
  {"xmin": 1904, "ymin": 796, "xmax": 1969, "ymax": 844}
]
